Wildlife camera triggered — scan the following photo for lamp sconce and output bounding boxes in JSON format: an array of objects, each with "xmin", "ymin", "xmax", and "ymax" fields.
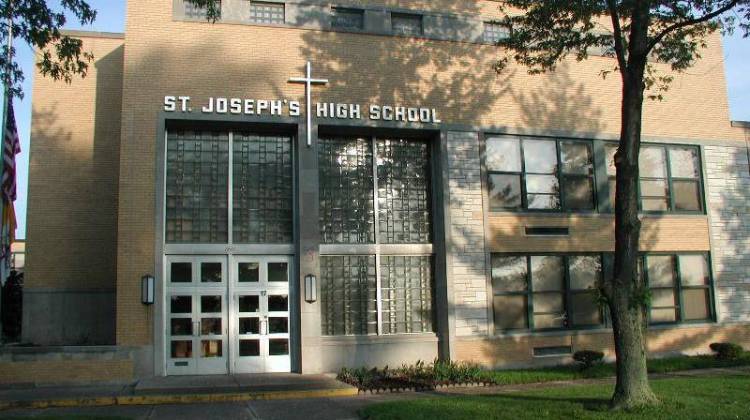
[
  {"xmin": 304, "ymin": 274, "xmax": 317, "ymax": 303},
  {"xmin": 141, "ymin": 274, "xmax": 155, "ymax": 305}
]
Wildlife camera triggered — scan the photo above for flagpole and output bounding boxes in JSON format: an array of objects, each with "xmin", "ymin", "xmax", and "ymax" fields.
[{"xmin": 0, "ymin": 0, "xmax": 12, "ymax": 343}]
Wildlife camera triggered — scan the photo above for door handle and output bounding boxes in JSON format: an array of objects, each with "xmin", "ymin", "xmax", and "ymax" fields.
[
  {"xmin": 261, "ymin": 319, "xmax": 268, "ymax": 335},
  {"xmin": 193, "ymin": 321, "xmax": 201, "ymax": 337}
]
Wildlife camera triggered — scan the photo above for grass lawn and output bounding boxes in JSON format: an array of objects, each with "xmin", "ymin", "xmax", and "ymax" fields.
[
  {"xmin": 484, "ymin": 353, "xmax": 750, "ymax": 385},
  {"xmin": 360, "ymin": 376, "xmax": 750, "ymax": 420}
]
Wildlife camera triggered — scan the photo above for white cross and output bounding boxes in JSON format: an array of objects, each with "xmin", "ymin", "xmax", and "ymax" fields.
[{"xmin": 289, "ymin": 61, "xmax": 328, "ymax": 147}]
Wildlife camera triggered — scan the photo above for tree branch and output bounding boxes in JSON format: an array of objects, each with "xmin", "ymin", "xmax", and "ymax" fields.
[
  {"xmin": 647, "ymin": 0, "xmax": 739, "ymax": 53},
  {"xmin": 607, "ymin": 0, "xmax": 628, "ymax": 72}
]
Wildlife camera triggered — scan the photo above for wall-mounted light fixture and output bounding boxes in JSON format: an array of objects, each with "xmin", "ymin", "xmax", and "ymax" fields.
[
  {"xmin": 304, "ymin": 274, "xmax": 317, "ymax": 303},
  {"xmin": 141, "ymin": 274, "xmax": 155, "ymax": 305}
]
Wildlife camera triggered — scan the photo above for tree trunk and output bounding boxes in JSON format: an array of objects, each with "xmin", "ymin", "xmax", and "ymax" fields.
[{"xmin": 608, "ymin": 61, "xmax": 659, "ymax": 409}]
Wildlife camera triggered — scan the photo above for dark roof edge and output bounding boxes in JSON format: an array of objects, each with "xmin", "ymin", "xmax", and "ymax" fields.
[
  {"xmin": 60, "ymin": 29, "xmax": 125, "ymax": 40},
  {"xmin": 731, "ymin": 121, "xmax": 750, "ymax": 128}
]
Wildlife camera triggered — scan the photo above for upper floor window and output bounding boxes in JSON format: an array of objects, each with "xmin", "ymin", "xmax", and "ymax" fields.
[
  {"xmin": 486, "ymin": 136, "xmax": 595, "ymax": 211},
  {"xmin": 248, "ymin": 1, "xmax": 285, "ymax": 25},
  {"xmin": 331, "ymin": 7, "xmax": 364, "ymax": 30},
  {"xmin": 606, "ymin": 144, "xmax": 703, "ymax": 213},
  {"xmin": 184, "ymin": 0, "xmax": 220, "ymax": 19},
  {"xmin": 391, "ymin": 12, "xmax": 423, "ymax": 36},
  {"xmin": 483, "ymin": 22, "xmax": 509, "ymax": 44}
]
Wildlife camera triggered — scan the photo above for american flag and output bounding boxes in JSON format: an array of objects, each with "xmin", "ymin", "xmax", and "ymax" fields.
[{"xmin": 1, "ymin": 96, "xmax": 20, "ymax": 285}]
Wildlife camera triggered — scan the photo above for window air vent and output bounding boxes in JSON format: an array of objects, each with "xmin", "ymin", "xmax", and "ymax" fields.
[
  {"xmin": 525, "ymin": 227, "xmax": 570, "ymax": 236},
  {"xmin": 533, "ymin": 346, "xmax": 573, "ymax": 357}
]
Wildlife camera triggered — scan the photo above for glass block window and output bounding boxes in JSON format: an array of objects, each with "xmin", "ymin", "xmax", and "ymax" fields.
[
  {"xmin": 331, "ymin": 7, "xmax": 364, "ymax": 30},
  {"xmin": 492, "ymin": 254, "xmax": 604, "ymax": 331},
  {"xmin": 486, "ymin": 136, "xmax": 595, "ymax": 211},
  {"xmin": 645, "ymin": 253, "xmax": 713, "ymax": 324},
  {"xmin": 380, "ymin": 256, "xmax": 434, "ymax": 334},
  {"xmin": 166, "ymin": 130, "xmax": 229, "ymax": 243},
  {"xmin": 483, "ymin": 22, "xmax": 509, "ymax": 44},
  {"xmin": 318, "ymin": 137, "xmax": 375, "ymax": 244},
  {"xmin": 391, "ymin": 12, "xmax": 423, "ymax": 36},
  {"xmin": 606, "ymin": 143, "xmax": 703, "ymax": 213},
  {"xmin": 184, "ymin": 0, "xmax": 220, "ymax": 19},
  {"xmin": 248, "ymin": 1, "xmax": 285, "ymax": 25},
  {"xmin": 320, "ymin": 256, "xmax": 378, "ymax": 335},
  {"xmin": 232, "ymin": 133, "xmax": 293, "ymax": 243},
  {"xmin": 377, "ymin": 139, "xmax": 432, "ymax": 244}
]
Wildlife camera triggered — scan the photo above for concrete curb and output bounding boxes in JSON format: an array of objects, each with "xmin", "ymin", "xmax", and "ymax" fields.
[{"xmin": 0, "ymin": 388, "xmax": 359, "ymax": 411}]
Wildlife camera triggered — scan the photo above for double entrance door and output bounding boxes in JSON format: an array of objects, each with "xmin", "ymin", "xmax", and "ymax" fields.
[{"xmin": 165, "ymin": 255, "xmax": 292, "ymax": 375}]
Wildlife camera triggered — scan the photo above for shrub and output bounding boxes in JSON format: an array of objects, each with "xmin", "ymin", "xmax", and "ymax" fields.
[
  {"xmin": 709, "ymin": 343, "xmax": 744, "ymax": 360},
  {"xmin": 573, "ymin": 350, "xmax": 605, "ymax": 370}
]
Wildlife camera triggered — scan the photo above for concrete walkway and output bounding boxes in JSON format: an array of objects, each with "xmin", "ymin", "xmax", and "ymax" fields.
[{"xmin": 0, "ymin": 367, "xmax": 748, "ymax": 419}]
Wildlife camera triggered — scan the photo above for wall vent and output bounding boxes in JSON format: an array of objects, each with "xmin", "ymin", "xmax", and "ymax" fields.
[
  {"xmin": 525, "ymin": 227, "xmax": 570, "ymax": 236},
  {"xmin": 532, "ymin": 346, "xmax": 573, "ymax": 357}
]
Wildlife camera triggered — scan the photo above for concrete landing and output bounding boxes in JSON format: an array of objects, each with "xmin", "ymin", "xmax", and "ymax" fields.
[
  {"xmin": 0, "ymin": 374, "xmax": 358, "ymax": 410},
  {"xmin": 135, "ymin": 373, "xmax": 353, "ymax": 395}
]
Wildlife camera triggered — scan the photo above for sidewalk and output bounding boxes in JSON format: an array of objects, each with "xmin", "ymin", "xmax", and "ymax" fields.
[{"xmin": 0, "ymin": 373, "xmax": 358, "ymax": 411}]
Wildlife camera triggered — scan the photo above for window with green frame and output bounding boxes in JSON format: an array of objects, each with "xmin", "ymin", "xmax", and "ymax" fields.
[
  {"xmin": 491, "ymin": 254, "xmax": 603, "ymax": 332},
  {"xmin": 605, "ymin": 144, "xmax": 703, "ymax": 213},
  {"xmin": 643, "ymin": 253, "xmax": 714, "ymax": 324},
  {"xmin": 486, "ymin": 136, "xmax": 596, "ymax": 212}
]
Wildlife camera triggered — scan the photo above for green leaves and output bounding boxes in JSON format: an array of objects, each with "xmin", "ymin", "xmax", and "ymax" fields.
[{"xmin": 0, "ymin": 0, "xmax": 98, "ymax": 98}]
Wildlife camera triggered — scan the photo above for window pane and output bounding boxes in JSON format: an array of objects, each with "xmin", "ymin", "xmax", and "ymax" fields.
[
  {"xmin": 560, "ymin": 141, "xmax": 593, "ymax": 175},
  {"xmin": 673, "ymin": 180, "xmax": 701, "ymax": 211},
  {"xmin": 319, "ymin": 137, "xmax": 375, "ymax": 244},
  {"xmin": 486, "ymin": 137, "xmax": 521, "ymax": 172},
  {"xmin": 239, "ymin": 295, "xmax": 259, "ymax": 313},
  {"xmin": 239, "ymin": 317, "xmax": 260, "ymax": 334},
  {"xmin": 651, "ymin": 308, "xmax": 678, "ymax": 323},
  {"xmin": 533, "ymin": 313, "xmax": 564, "ymax": 329},
  {"xmin": 639, "ymin": 147, "xmax": 667, "ymax": 178},
  {"xmin": 233, "ymin": 134, "xmax": 294, "ymax": 244},
  {"xmin": 171, "ymin": 262, "xmax": 191, "ymax": 283},
  {"xmin": 320, "ymin": 256, "xmax": 378, "ymax": 336},
  {"xmin": 530, "ymin": 256, "xmax": 564, "ymax": 292},
  {"xmin": 533, "ymin": 292, "xmax": 564, "ymax": 313},
  {"xmin": 570, "ymin": 292, "xmax": 601, "ymax": 326},
  {"xmin": 377, "ymin": 139, "xmax": 432, "ymax": 244},
  {"xmin": 606, "ymin": 145, "xmax": 617, "ymax": 176},
  {"xmin": 682, "ymin": 289, "xmax": 711, "ymax": 320},
  {"xmin": 171, "ymin": 318, "xmax": 192, "ymax": 336},
  {"xmin": 569, "ymin": 256, "xmax": 601, "ymax": 290},
  {"xmin": 493, "ymin": 295, "xmax": 527, "ymax": 330},
  {"xmin": 268, "ymin": 295, "xmax": 289, "ymax": 312},
  {"xmin": 239, "ymin": 339, "xmax": 260, "ymax": 356},
  {"xmin": 488, "ymin": 174, "xmax": 522, "ymax": 209},
  {"xmin": 170, "ymin": 296, "xmax": 192, "ymax": 314},
  {"xmin": 269, "ymin": 317, "xmax": 289, "ymax": 334},
  {"xmin": 331, "ymin": 7, "xmax": 364, "ymax": 30},
  {"xmin": 248, "ymin": 1, "xmax": 284, "ymax": 24},
  {"xmin": 526, "ymin": 174, "xmax": 559, "ymax": 194},
  {"xmin": 171, "ymin": 341, "xmax": 192, "ymax": 358},
  {"xmin": 642, "ymin": 197, "xmax": 669, "ymax": 211},
  {"xmin": 669, "ymin": 147, "xmax": 700, "ymax": 179},
  {"xmin": 491, "ymin": 256, "xmax": 527, "ymax": 292},
  {"xmin": 679, "ymin": 254, "xmax": 710, "ymax": 286},
  {"xmin": 201, "ymin": 340, "xmax": 222, "ymax": 358},
  {"xmin": 647, "ymin": 256, "xmax": 676, "ymax": 287},
  {"xmin": 166, "ymin": 130, "xmax": 229, "ymax": 243},
  {"xmin": 483, "ymin": 22, "xmax": 509, "ymax": 43},
  {"xmin": 523, "ymin": 139, "xmax": 558, "ymax": 174},
  {"xmin": 380, "ymin": 256, "xmax": 434, "ymax": 334},
  {"xmin": 609, "ymin": 179, "xmax": 617, "ymax": 209},
  {"xmin": 269, "ymin": 339, "xmax": 290, "ymax": 355},
  {"xmin": 527, "ymin": 194, "xmax": 561, "ymax": 210},
  {"xmin": 201, "ymin": 263, "xmax": 222, "ymax": 283},
  {"xmin": 238, "ymin": 263, "xmax": 259, "ymax": 283},
  {"xmin": 391, "ymin": 13, "xmax": 422, "ymax": 35},
  {"xmin": 268, "ymin": 262, "xmax": 288, "ymax": 283},
  {"xmin": 640, "ymin": 180, "xmax": 668, "ymax": 198},
  {"xmin": 563, "ymin": 177, "xmax": 595, "ymax": 210},
  {"xmin": 184, "ymin": 0, "xmax": 220, "ymax": 19},
  {"xmin": 201, "ymin": 318, "xmax": 222, "ymax": 335},
  {"xmin": 201, "ymin": 296, "xmax": 222, "ymax": 313},
  {"xmin": 651, "ymin": 288, "xmax": 677, "ymax": 307}
]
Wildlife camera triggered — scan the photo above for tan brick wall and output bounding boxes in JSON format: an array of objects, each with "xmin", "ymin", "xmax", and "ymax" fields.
[
  {"xmin": 109, "ymin": 0, "xmax": 741, "ymax": 346},
  {"xmin": 455, "ymin": 323, "xmax": 750, "ymax": 367},
  {"xmin": 27, "ymin": 35, "xmax": 124, "ymax": 291},
  {"xmin": 0, "ymin": 360, "xmax": 133, "ymax": 385},
  {"xmin": 487, "ymin": 214, "xmax": 711, "ymax": 253}
]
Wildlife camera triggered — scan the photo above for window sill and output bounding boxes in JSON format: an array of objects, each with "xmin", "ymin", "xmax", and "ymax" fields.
[
  {"xmin": 487, "ymin": 320, "xmax": 719, "ymax": 339},
  {"xmin": 320, "ymin": 333, "xmax": 438, "ymax": 346}
]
